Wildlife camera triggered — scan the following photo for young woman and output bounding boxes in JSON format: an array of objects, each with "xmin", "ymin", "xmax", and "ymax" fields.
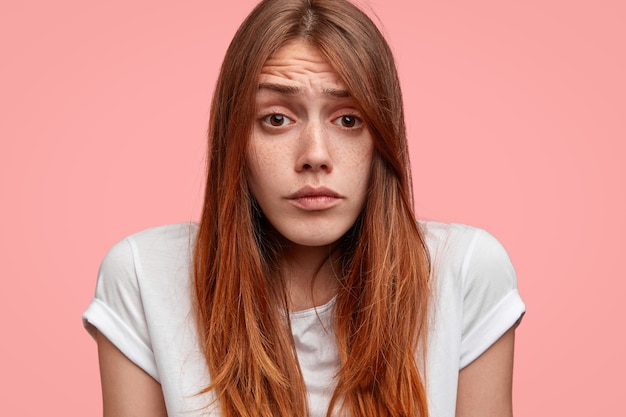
[{"xmin": 83, "ymin": 0, "xmax": 525, "ymax": 416}]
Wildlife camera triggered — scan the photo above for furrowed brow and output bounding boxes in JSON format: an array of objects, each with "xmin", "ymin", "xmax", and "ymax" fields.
[
  {"xmin": 257, "ymin": 83, "xmax": 301, "ymax": 95},
  {"xmin": 257, "ymin": 83, "xmax": 351, "ymax": 98}
]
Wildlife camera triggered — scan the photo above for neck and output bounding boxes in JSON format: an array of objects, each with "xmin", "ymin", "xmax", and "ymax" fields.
[{"xmin": 279, "ymin": 242, "xmax": 341, "ymax": 311}]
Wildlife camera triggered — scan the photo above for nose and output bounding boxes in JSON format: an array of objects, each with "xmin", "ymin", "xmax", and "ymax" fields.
[{"xmin": 295, "ymin": 121, "xmax": 332, "ymax": 173}]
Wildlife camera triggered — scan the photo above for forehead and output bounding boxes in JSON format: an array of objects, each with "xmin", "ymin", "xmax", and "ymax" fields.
[{"xmin": 258, "ymin": 40, "xmax": 346, "ymax": 90}]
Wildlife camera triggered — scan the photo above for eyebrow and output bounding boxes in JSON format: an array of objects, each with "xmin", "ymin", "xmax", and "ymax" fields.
[
  {"xmin": 257, "ymin": 82, "xmax": 351, "ymax": 98},
  {"xmin": 323, "ymin": 87, "xmax": 351, "ymax": 98}
]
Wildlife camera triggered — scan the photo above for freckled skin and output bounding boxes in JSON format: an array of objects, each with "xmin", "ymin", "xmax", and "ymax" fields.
[{"xmin": 247, "ymin": 41, "xmax": 374, "ymax": 249}]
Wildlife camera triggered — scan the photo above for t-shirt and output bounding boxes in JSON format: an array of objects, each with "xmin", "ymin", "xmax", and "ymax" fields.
[{"xmin": 83, "ymin": 221, "xmax": 525, "ymax": 417}]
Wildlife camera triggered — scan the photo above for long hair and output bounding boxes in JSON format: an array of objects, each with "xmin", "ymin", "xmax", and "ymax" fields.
[{"xmin": 193, "ymin": 1, "xmax": 431, "ymax": 416}]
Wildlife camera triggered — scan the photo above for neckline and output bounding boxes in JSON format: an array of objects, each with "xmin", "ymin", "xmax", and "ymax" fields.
[{"xmin": 288, "ymin": 296, "xmax": 337, "ymax": 319}]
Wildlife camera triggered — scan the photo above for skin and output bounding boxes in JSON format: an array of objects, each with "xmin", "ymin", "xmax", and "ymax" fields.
[
  {"xmin": 456, "ymin": 327, "xmax": 516, "ymax": 417},
  {"xmin": 96, "ymin": 330, "xmax": 167, "ymax": 417},
  {"xmin": 247, "ymin": 40, "xmax": 374, "ymax": 310},
  {"xmin": 96, "ymin": 41, "xmax": 517, "ymax": 417}
]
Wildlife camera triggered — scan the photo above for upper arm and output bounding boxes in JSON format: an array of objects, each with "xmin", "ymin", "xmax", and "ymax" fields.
[
  {"xmin": 97, "ymin": 330, "xmax": 168, "ymax": 417},
  {"xmin": 456, "ymin": 326, "xmax": 516, "ymax": 417}
]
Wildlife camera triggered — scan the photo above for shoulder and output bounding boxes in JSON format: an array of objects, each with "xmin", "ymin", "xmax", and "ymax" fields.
[
  {"xmin": 421, "ymin": 221, "xmax": 525, "ymax": 367},
  {"xmin": 420, "ymin": 221, "xmax": 515, "ymax": 284},
  {"xmin": 100, "ymin": 223, "xmax": 198, "ymax": 273},
  {"xmin": 84, "ymin": 223, "xmax": 198, "ymax": 381},
  {"xmin": 120, "ymin": 222, "xmax": 198, "ymax": 257},
  {"xmin": 94, "ymin": 222, "xmax": 198, "ymax": 307},
  {"xmin": 420, "ymin": 220, "xmax": 498, "ymax": 250}
]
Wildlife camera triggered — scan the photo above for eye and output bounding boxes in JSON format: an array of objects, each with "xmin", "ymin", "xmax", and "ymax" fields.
[
  {"xmin": 333, "ymin": 115, "xmax": 361, "ymax": 129},
  {"xmin": 263, "ymin": 114, "xmax": 292, "ymax": 127}
]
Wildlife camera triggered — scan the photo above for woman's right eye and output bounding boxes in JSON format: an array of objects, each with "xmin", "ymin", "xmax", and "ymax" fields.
[{"xmin": 263, "ymin": 114, "xmax": 292, "ymax": 127}]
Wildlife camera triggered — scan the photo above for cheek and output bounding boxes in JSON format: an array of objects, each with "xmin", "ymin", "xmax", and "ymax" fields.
[
  {"xmin": 350, "ymin": 130, "xmax": 374, "ymax": 160},
  {"xmin": 245, "ymin": 143, "xmax": 264, "ymax": 197},
  {"xmin": 343, "ymin": 139, "xmax": 374, "ymax": 183},
  {"xmin": 246, "ymin": 141, "xmax": 284, "ymax": 199}
]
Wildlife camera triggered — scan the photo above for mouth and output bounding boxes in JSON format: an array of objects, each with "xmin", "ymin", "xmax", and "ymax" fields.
[{"xmin": 287, "ymin": 186, "xmax": 342, "ymax": 210}]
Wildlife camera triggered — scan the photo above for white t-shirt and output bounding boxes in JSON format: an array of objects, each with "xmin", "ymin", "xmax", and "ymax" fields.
[{"xmin": 83, "ymin": 221, "xmax": 525, "ymax": 417}]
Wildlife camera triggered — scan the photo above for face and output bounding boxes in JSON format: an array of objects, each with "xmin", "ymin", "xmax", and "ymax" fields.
[{"xmin": 246, "ymin": 41, "xmax": 374, "ymax": 248}]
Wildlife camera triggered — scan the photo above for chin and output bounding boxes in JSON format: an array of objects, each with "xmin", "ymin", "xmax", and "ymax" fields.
[
  {"xmin": 280, "ymin": 232, "xmax": 344, "ymax": 248},
  {"xmin": 260, "ymin": 211, "xmax": 362, "ymax": 250},
  {"xmin": 274, "ymin": 223, "xmax": 353, "ymax": 248}
]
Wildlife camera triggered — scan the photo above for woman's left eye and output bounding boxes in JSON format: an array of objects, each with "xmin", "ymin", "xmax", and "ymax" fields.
[{"xmin": 333, "ymin": 115, "xmax": 361, "ymax": 128}]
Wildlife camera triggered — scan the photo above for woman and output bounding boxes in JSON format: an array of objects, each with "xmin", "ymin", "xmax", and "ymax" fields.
[{"xmin": 83, "ymin": 0, "xmax": 525, "ymax": 416}]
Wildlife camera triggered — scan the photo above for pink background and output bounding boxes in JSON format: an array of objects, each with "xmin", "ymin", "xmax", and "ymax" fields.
[{"xmin": 1, "ymin": 0, "xmax": 624, "ymax": 415}]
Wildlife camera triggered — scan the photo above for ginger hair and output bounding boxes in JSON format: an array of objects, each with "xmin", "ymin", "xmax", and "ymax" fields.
[{"xmin": 194, "ymin": 1, "xmax": 430, "ymax": 416}]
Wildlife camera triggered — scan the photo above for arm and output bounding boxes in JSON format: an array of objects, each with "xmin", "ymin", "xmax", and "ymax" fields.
[
  {"xmin": 456, "ymin": 326, "xmax": 516, "ymax": 417},
  {"xmin": 97, "ymin": 330, "xmax": 168, "ymax": 417}
]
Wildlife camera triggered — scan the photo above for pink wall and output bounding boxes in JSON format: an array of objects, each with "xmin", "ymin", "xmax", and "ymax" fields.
[{"xmin": 1, "ymin": 0, "xmax": 624, "ymax": 414}]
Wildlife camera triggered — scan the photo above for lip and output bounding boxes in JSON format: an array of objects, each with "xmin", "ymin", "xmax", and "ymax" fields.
[{"xmin": 287, "ymin": 186, "xmax": 342, "ymax": 210}]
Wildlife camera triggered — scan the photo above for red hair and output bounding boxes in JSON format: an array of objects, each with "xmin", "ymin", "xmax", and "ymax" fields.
[{"xmin": 193, "ymin": 1, "xmax": 431, "ymax": 416}]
